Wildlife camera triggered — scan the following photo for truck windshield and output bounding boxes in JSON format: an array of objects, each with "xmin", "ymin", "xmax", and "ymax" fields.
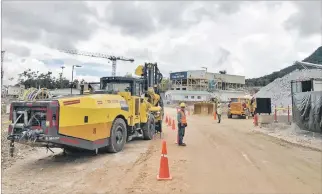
[
  {"xmin": 101, "ymin": 82, "xmax": 131, "ymax": 93},
  {"xmin": 230, "ymin": 98, "xmax": 238, "ymax": 102}
]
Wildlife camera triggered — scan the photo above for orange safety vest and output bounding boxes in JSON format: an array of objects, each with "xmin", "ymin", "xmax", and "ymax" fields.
[{"xmin": 180, "ymin": 110, "xmax": 187, "ymax": 124}]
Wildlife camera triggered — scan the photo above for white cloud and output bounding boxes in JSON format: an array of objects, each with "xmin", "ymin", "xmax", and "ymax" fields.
[{"xmin": 1, "ymin": 1, "xmax": 321, "ymax": 85}]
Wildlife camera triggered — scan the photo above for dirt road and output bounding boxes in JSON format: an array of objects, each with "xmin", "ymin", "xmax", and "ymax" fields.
[{"xmin": 2, "ymin": 107, "xmax": 321, "ymax": 194}]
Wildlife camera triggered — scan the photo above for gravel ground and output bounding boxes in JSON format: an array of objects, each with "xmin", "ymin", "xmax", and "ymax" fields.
[
  {"xmin": 1, "ymin": 115, "xmax": 42, "ymax": 170},
  {"xmin": 2, "ymin": 108, "xmax": 321, "ymax": 194},
  {"xmin": 254, "ymin": 123, "xmax": 322, "ymax": 151}
]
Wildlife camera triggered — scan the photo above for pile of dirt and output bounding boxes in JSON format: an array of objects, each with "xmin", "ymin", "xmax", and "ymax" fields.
[{"xmin": 255, "ymin": 69, "xmax": 322, "ymax": 107}]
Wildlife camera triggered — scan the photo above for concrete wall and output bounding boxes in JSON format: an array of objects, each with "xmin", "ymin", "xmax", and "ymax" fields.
[
  {"xmin": 211, "ymin": 90, "xmax": 247, "ymax": 102},
  {"xmin": 165, "ymin": 90, "xmax": 247, "ymax": 103},
  {"xmin": 185, "ymin": 70, "xmax": 245, "ymax": 85},
  {"xmin": 164, "ymin": 90, "xmax": 211, "ymax": 102},
  {"xmin": 207, "ymin": 73, "xmax": 245, "ymax": 84},
  {"xmin": 258, "ymin": 115, "xmax": 291, "ymax": 124},
  {"xmin": 7, "ymin": 86, "xmax": 21, "ymax": 96}
]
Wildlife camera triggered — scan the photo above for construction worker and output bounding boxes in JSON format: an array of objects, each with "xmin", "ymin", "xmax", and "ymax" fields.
[
  {"xmin": 177, "ymin": 102, "xmax": 187, "ymax": 146},
  {"xmin": 217, "ymin": 102, "xmax": 223, "ymax": 123}
]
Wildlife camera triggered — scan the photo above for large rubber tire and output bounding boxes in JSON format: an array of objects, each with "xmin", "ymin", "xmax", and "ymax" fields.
[
  {"xmin": 155, "ymin": 120, "xmax": 162, "ymax": 133},
  {"xmin": 143, "ymin": 114, "xmax": 156, "ymax": 140},
  {"xmin": 227, "ymin": 113, "xmax": 232, "ymax": 119},
  {"xmin": 106, "ymin": 118, "xmax": 127, "ymax": 153}
]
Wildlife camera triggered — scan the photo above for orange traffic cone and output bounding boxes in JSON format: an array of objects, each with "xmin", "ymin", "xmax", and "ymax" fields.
[
  {"xmin": 253, "ymin": 114, "xmax": 258, "ymax": 126},
  {"xmin": 157, "ymin": 140, "xmax": 172, "ymax": 180},
  {"xmin": 188, "ymin": 110, "xmax": 190, "ymax": 116},
  {"xmin": 168, "ymin": 117, "xmax": 172, "ymax": 127},
  {"xmin": 171, "ymin": 119, "xmax": 176, "ymax": 130},
  {"xmin": 213, "ymin": 111, "xmax": 217, "ymax": 120},
  {"xmin": 165, "ymin": 115, "xmax": 168, "ymax": 123}
]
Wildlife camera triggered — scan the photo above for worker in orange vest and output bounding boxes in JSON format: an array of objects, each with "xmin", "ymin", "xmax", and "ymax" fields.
[
  {"xmin": 177, "ymin": 102, "xmax": 187, "ymax": 146},
  {"xmin": 217, "ymin": 103, "xmax": 223, "ymax": 123}
]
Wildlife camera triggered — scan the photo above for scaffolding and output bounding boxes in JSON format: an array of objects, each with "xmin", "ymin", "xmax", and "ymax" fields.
[
  {"xmin": 171, "ymin": 77, "xmax": 244, "ymax": 91},
  {"xmin": 171, "ymin": 77, "xmax": 209, "ymax": 91}
]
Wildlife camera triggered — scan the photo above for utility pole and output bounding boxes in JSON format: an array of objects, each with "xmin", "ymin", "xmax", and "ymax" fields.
[
  {"xmin": 201, "ymin": 66, "xmax": 208, "ymax": 73},
  {"xmin": 60, "ymin": 66, "xmax": 65, "ymax": 88},
  {"xmin": 71, "ymin": 65, "xmax": 82, "ymax": 94},
  {"xmin": 61, "ymin": 65, "xmax": 65, "ymax": 76},
  {"xmin": 1, "ymin": 51, "xmax": 5, "ymax": 93}
]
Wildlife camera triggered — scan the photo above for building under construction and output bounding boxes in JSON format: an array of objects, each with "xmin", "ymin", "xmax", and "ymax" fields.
[
  {"xmin": 169, "ymin": 70, "xmax": 245, "ymax": 91},
  {"xmin": 165, "ymin": 70, "xmax": 246, "ymax": 104}
]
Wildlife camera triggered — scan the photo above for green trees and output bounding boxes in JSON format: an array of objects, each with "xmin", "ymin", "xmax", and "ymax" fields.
[{"xmin": 17, "ymin": 68, "xmax": 81, "ymax": 89}]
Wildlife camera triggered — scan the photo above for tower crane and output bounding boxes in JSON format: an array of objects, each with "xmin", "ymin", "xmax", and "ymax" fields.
[{"xmin": 59, "ymin": 49, "xmax": 135, "ymax": 76}]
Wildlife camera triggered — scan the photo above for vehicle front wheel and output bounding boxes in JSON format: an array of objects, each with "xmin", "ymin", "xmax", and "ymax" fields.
[
  {"xmin": 227, "ymin": 113, "xmax": 232, "ymax": 118},
  {"xmin": 143, "ymin": 114, "xmax": 156, "ymax": 140},
  {"xmin": 106, "ymin": 118, "xmax": 127, "ymax": 153}
]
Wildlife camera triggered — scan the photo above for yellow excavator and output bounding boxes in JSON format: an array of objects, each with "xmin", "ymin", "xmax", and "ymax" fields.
[{"xmin": 7, "ymin": 63, "xmax": 164, "ymax": 156}]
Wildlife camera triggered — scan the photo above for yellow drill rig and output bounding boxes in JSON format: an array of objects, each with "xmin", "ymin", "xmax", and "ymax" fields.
[{"xmin": 7, "ymin": 63, "xmax": 164, "ymax": 156}]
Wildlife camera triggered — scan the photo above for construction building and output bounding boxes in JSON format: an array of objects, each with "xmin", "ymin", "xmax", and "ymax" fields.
[
  {"xmin": 169, "ymin": 70, "xmax": 245, "ymax": 91},
  {"xmin": 165, "ymin": 70, "xmax": 247, "ymax": 104}
]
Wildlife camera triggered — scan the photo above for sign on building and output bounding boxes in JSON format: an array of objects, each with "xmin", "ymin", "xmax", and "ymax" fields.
[{"xmin": 170, "ymin": 72, "xmax": 187, "ymax": 80}]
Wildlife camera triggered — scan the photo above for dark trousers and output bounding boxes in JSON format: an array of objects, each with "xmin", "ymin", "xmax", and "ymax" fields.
[
  {"xmin": 217, "ymin": 114, "xmax": 221, "ymax": 123},
  {"xmin": 177, "ymin": 124, "xmax": 186, "ymax": 144}
]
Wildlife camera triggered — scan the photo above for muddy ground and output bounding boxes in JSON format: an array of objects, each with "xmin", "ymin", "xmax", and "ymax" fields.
[{"xmin": 1, "ymin": 107, "xmax": 321, "ymax": 194}]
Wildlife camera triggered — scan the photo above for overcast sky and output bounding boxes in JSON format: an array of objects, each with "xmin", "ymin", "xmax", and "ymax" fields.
[{"xmin": 1, "ymin": 1, "xmax": 321, "ymax": 85}]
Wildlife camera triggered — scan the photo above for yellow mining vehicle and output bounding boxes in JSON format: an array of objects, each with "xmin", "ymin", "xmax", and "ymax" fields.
[
  {"xmin": 7, "ymin": 63, "xmax": 164, "ymax": 156},
  {"xmin": 227, "ymin": 96, "xmax": 256, "ymax": 119}
]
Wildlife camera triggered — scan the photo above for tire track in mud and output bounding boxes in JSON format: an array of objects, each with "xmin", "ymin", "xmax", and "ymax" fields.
[
  {"xmin": 122, "ymin": 142, "xmax": 159, "ymax": 193},
  {"xmin": 82, "ymin": 140, "xmax": 160, "ymax": 194}
]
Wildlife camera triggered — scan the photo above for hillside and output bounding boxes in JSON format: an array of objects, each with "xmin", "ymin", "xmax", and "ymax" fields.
[{"xmin": 246, "ymin": 46, "xmax": 322, "ymax": 86}]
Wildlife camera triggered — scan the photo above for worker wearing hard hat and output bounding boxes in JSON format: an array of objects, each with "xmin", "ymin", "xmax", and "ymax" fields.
[
  {"xmin": 177, "ymin": 102, "xmax": 187, "ymax": 146},
  {"xmin": 217, "ymin": 103, "xmax": 223, "ymax": 123}
]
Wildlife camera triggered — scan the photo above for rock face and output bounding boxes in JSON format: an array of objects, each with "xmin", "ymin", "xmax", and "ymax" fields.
[{"xmin": 255, "ymin": 69, "xmax": 322, "ymax": 107}]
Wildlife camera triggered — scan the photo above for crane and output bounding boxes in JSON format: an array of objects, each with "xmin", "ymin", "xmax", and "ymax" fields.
[{"xmin": 59, "ymin": 49, "xmax": 135, "ymax": 76}]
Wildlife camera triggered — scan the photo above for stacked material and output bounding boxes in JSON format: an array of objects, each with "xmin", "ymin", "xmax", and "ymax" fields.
[
  {"xmin": 19, "ymin": 88, "xmax": 52, "ymax": 101},
  {"xmin": 255, "ymin": 69, "xmax": 322, "ymax": 107}
]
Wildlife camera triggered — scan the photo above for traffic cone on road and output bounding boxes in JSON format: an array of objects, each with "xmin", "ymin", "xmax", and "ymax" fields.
[
  {"xmin": 171, "ymin": 119, "xmax": 176, "ymax": 130},
  {"xmin": 157, "ymin": 140, "xmax": 172, "ymax": 180},
  {"xmin": 213, "ymin": 111, "xmax": 217, "ymax": 120},
  {"xmin": 253, "ymin": 114, "xmax": 258, "ymax": 126},
  {"xmin": 168, "ymin": 117, "xmax": 172, "ymax": 127},
  {"xmin": 165, "ymin": 115, "xmax": 168, "ymax": 124}
]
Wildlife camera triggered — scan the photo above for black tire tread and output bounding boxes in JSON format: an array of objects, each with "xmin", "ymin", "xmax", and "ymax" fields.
[
  {"xmin": 106, "ymin": 118, "xmax": 127, "ymax": 153},
  {"xmin": 143, "ymin": 114, "xmax": 155, "ymax": 140}
]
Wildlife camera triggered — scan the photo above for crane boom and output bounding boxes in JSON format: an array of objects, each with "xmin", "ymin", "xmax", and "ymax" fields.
[{"xmin": 59, "ymin": 49, "xmax": 135, "ymax": 76}]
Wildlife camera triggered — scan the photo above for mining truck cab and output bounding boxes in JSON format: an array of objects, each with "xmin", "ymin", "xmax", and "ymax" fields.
[
  {"xmin": 99, "ymin": 76, "xmax": 163, "ymax": 134},
  {"xmin": 99, "ymin": 76, "xmax": 144, "ymax": 96}
]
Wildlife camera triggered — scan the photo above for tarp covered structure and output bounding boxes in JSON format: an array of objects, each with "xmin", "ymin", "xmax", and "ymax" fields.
[{"xmin": 292, "ymin": 91, "xmax": 322, "ymax": 133}]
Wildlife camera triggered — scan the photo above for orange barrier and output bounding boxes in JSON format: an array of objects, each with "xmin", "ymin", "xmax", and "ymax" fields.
[
  {"xmin": 213, "ymin": 112, "xmax": 217, "ymax": 120},
  {"xmin": 157, "ymin": 140, "xmax": 172, "ymax": 180}
]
